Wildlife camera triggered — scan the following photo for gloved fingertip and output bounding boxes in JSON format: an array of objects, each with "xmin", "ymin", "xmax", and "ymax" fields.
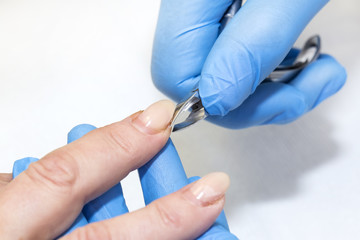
[
  {"xmin": 199, "ymin": 56, "xmax": 254, "ymax": 117},
  {"xmin": 67, "ymin": 124, "xmax": 97, "ymax": 144},
  {"xmin": 313, "ymin": 57, "xmax": 347, "ymax": 107},
  {"xmin": 199, "ymin": 80, "xmax": 229, "ymax": 116}
]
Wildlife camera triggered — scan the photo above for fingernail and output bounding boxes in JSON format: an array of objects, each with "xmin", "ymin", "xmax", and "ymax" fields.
[
  {"xmin": 187, "ymin": 172, "xmax": 230, "ymax": 206},
  {"xmin": 132, "ymin": 100, "xmax": 175, "ymax": 134}
]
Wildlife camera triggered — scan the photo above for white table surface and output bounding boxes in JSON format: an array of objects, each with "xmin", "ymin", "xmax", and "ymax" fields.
[{"xmin": 0, "ymin": 0, "xmax": 359, "ymax": 239}]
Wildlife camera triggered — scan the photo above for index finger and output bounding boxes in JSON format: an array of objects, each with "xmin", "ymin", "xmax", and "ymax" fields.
[
  {"xmin": 0, "ymin": 100, "xmax": 175, "ymax": 239},
  {"xmin": 152, "ymin": 0, "xmax": 232, "ymax": 101},
  {"xmin": 68, "ymin": 124, "xmax": 130, "ymax": 222}
]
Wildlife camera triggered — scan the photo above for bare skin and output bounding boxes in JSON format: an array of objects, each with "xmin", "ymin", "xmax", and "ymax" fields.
[{"xmin": 0, "ymin": 101, "xmax": 230, "ymax": 240}]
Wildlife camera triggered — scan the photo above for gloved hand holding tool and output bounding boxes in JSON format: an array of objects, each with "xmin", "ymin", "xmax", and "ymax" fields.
[{"xmin": 152, "ymin": 0, "xmax": 347, "ymax": 129}]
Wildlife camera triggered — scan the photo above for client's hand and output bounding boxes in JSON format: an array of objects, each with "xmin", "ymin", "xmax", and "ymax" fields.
[{"xmin": 0, "ymin": 100, "xmax": 231, "ymax": 239}]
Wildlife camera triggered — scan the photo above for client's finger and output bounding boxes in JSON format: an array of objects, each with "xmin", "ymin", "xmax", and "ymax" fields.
[
  {"xmin": 0, "ymin": 100, "xmax": 175, "ymax": 240},
  {"xmin": 12, "ymin": 157, "xmax": 39, "ymax": 178},
  {"xmin": 68, "ymin": 124, "xmax": 129, "ymax": 222},
  {"xmin": 188, "ymin": 177, "xmax": 237, "ymax": 239},
  {"xmin": 13, "ymin": 156, "xmax": 89, "ymax": 237},
  {"xmin": 63, "ymin": 173, "xmax": 230, "ymax": 240},
  {"xmin": 62, "ymin": 125, "xmax": 96, "ymax": 234}
]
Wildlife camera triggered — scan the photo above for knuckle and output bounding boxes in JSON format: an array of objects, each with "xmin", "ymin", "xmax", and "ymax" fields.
[
  {"xmin": 264, "ymin": 88, "xmax": 308, "ymax": 125},
  {"xmin": 226, "ymin": 37, "xmax": 260, "ymax": 90},
  {"xmin": 281, "ymin": 92, "xmax": 307, "ymax": 123},
  {"xmin": 152, "ymin": 201, "xmax": 182, "ymax": 230},
  {"xmin": 103, "ymin": 124, "xmax": 136, "ymax": 157},
  {"xmin": 69, "ymin": 224, "xmax": 112, "ymax": 240},
  {"xmin": 322, "ymin": 56, "xmax": 347, "ymax": 91},
  {"xmin": 290, "ymin": 94, "xmax": 307, "ymax": 118},
  {"xmin": 25, "ymin": 150, "xmax": 79, "ymax": 193}
]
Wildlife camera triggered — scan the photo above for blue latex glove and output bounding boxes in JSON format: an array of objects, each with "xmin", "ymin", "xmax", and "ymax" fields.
[
  {"xmin": 13, "ymin": 124, "xmax": 237, "ymax": 239},
  {"xmin": 139, "ymin": 140, "xmax": 238, "ymax": 239},
  {"xmin": 152, "ymin": 0, "xmax": 347, "ymax": 128}
]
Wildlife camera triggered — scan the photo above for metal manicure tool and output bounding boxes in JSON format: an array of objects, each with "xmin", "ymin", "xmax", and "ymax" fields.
[
  {"xmin": 171, "ymin": 89, "xmax": 207, "ymax": 132},
  {"xmin": 171, "ymin": 0, "xmax": 321, "ymax": 132}
]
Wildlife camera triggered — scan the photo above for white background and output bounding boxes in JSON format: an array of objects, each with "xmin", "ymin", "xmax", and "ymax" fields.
[{"xmin": 0, "ymin": 0, "xmax": 359, "ymax": 239}]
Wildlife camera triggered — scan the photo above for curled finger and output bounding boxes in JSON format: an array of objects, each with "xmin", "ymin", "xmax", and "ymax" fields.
[{"xmin": 63, "ymin": 172, "xmax": 230, "ymax": 240}]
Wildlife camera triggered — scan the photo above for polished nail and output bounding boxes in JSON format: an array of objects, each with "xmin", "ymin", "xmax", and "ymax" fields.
[
  {"xmin": 187, "ymin": 172, "xmax": 230, "ymax": 206},
  {"xmin": 132, "ymin": 100, "xmax": 175, "ymax": 134}
]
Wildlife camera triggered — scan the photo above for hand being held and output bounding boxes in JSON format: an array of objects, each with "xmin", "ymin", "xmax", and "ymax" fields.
[{"xmin": 0, "ymin": 101, "xmax": 233, "ymax": 239}]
